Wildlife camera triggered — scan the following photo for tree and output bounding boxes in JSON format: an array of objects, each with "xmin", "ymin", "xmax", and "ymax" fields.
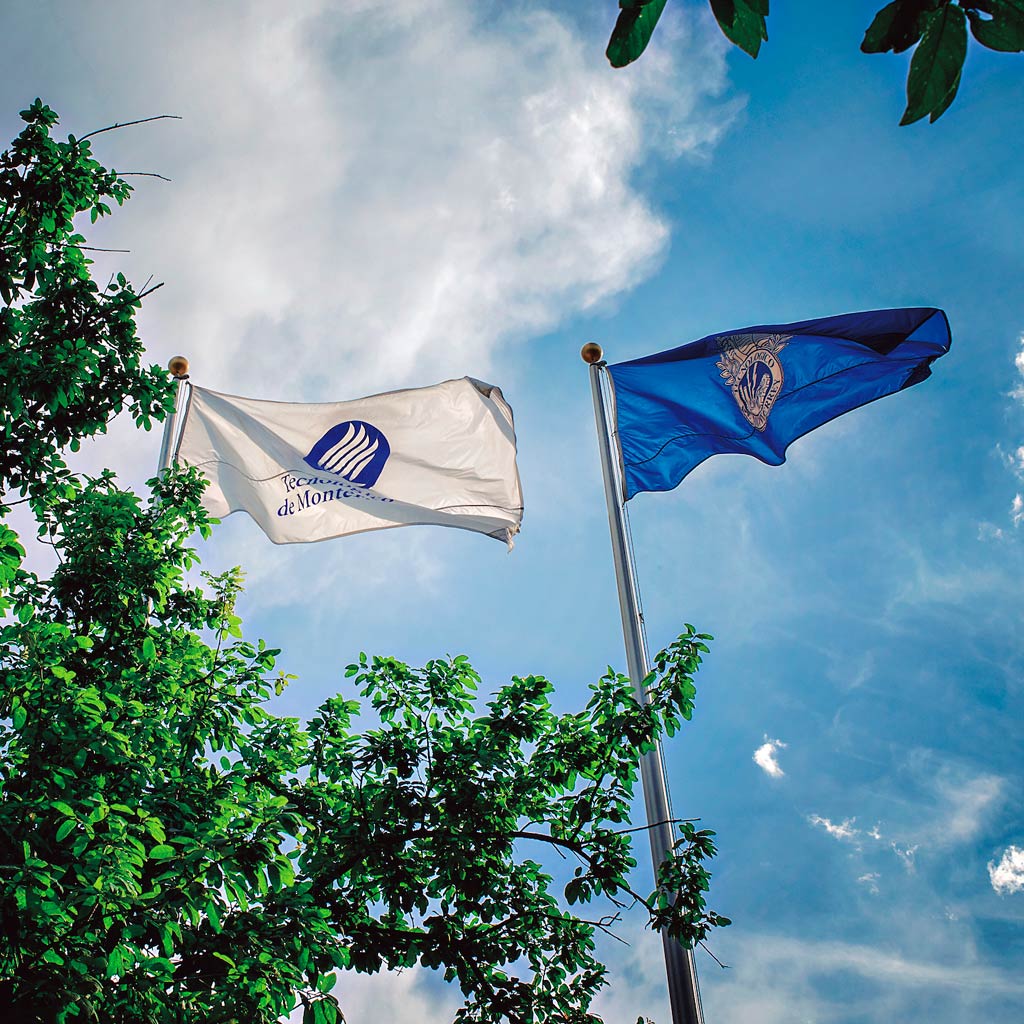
[
  {"xmin": 606, "ymin": 1, "xmax": 1024, "ymax": 124},
  {"xmin": 0, "ymin": 103, "xmax": 728, "ymax": 1024}
]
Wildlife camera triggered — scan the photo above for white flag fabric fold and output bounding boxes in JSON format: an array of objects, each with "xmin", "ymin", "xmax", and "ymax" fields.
[{"xmin": 174, "ymin": 378, "xmax": 523, "ymax": 547}]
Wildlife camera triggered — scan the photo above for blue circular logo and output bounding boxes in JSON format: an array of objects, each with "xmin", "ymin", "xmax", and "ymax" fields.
[{"xmin": 304, "ymin": 420, "xmax": 391, "ymax": 487}]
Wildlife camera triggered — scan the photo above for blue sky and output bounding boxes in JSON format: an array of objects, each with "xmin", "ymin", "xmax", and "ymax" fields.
[{"xmin": 3, "ymin": 2, "xmax": 1024, "ymax": 1021}]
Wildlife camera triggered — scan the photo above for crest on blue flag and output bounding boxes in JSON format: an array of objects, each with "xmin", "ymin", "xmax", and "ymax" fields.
[
  {"xmin": 304, "ymin": 420, "xmax": 391, "ymax": 487},
  {"xmin": 716, "ymin": 333, "xmax": 790, "ymax": 431}
]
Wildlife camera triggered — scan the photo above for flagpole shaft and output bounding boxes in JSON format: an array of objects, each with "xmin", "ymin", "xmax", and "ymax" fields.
[
  {"xmin": 157, "ymin": 357, "xmax": 190, "ymax": 475},
  {"xmin": 586, "ymin": 355, "xmax": 705, "ymax": 1024}
]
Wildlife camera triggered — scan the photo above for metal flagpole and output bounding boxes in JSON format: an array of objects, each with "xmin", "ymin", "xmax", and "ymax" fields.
[
  {"xmin": 156, "ymin": 356, "xmax": 191, "ymax": 475},
  {"xmin": 582, "ymin": 342, "xmax": 705, "ymax": 1024}
]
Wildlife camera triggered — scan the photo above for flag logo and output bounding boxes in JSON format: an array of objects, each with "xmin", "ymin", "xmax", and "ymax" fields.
[
  {"xmin": 716, "ymin": 333, "xmax": 791, "ymax": 431},
  {"xmin": 304, "ymin": 420, "xmax": 391, "ymax": 487}
]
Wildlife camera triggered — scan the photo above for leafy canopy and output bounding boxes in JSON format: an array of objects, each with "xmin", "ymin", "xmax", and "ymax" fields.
[
  {"xmin": 0, "ymin": 103, "xmax": 728, "ymax": 1024},
  {"xmin": 606, "ymin": 1, "xmax": 1024, "ymax": 124}
]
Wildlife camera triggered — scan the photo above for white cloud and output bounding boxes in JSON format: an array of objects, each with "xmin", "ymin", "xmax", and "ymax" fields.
[
  {"xmin": 978, "ymin": 521, "xmax": 1005, "ymax": 541},
  {"xmin": 869, "ymin": 755, "xmax": 1004, "ymax": 862},
  {"xmin": 37, "ymin": 0, "xmax": 736, "ymax": 597},
  {"xmin": 857, "ymin": 872, "xmax": 880, "ymax": 894},
  {"xmin": 891, "ymin": 842, "xmax": 919, "ymax": 873},
  {"xmin": 808, "ymin": 815, "xmax": 859, "ymax": 841},
  {"xmin": 989, "ymin": 845, "xmax": 1024, "ymax": 895},
  {"xmin": 932, "ymin": 772, "xmax": 1003, "ymax": 846},
  {"xmin": 889, "ymin": 547, "xmax": 1009, "ymax": 611},
  {"xmin": 1006, "ymin": 337, "xmax": 1024, "ymax": 522},
  {"xmin": 287, "ymin": 967, "xmax": 461, "ymax": 1024},
  {"xmin": 73, "ymin": 0, "xmax": 734, "ymax": 413},
  {"xmin": 753, "ymin": 736, "xmax": 786, "ymax": 778},
  {"xmin": 890, "ymin": 758, "xmax": 1005, "ymax": 850},
  {"xmin": 702, "ymin": 931, "xmax": 1024, "ymax": 1024}
]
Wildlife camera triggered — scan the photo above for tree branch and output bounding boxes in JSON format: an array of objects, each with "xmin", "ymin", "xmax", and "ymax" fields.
[
  {"xmin": 119, "ymin": 172, "xmax": 172, "ymax": 182},
  {"xmin": 509, "ymin": 830, "xmax": 654, "ymax": 912},
  {"xmin": 699, "ymin": 940, "xmax": 729, "ymax": 969},
  {"xmin": 79, "ymin": 115, "xmax": 182, "ymax": 142},
  {"xmin": 614, "ymin": 816, "xmax": 699, "ymax": 836}
]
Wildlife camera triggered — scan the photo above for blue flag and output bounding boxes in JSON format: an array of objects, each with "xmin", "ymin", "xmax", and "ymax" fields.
[{"xmin": 608, "ymin": 307, "xmax": 951, "ymax": 499}]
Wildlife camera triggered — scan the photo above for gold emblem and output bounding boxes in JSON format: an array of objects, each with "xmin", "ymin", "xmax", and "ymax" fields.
[{"xmin": 716, "ymin": 333, "xmax": 791, "ymax": 431}]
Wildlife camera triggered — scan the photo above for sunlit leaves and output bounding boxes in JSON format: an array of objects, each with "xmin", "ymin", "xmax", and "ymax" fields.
[
  {"xmin": 0, "ymin": 103, "xmax": 726, "ymax": 1023},
  {"xmin": 2, "ymin": 478, "xmax": 725, "ymax": 1024},
  {"xmin": 0, "ymin": 99, "xmax": 170, "ymax": 509},
  {"xmin": 2, "ymin": 465, "xmax": 725, "ymax": 1024}
]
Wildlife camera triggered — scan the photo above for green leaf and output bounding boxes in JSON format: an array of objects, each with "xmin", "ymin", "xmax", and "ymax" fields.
[
  {"xmin": 901, "ymin": 4, "xmax": 968, "ymax": 124},
  {"xmin": 967, "ymin": 2, "xmax": 1024, "ymax": 51},
  {"xmin": 862, "ymin": 0, "xmax": 939, "ymax": 54},
  {"xmin": 607, "ymin": 0, "xmax": 669, "ymax": 67},
  {"xmin": 149, "ymin": 844, "xmax": 175, "ymax": 860},
  {"xmin": 55, "ymin": 820, "xmax": 76, "ymax": 843},
  {"xmin": 12, "ymin": 701, "xmax": 27, "ymax": 730},
  {"xmin": 710, "ymin": 0, "xmax": 769, "ymax": 58},
  {"xmin": 106, "ymin": 947, "xmax": 123, "ymax": 978},
  {"xmin": 206, "ymin": 900, "xmax": 222, "ymax": 933},
  {"xmin": 928, "ymin": 66, "xmax": 962, "ymax": 121},
  {"xmin": 141, "ymin": 637, "xmax": 156, "ymax": 662}
]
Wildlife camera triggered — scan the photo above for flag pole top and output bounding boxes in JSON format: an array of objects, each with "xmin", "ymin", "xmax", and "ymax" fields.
[
  {"xmin": 580, "ymin": 342, "xmax": 603, "ymax": 364},
  {"xmin": 168, "ymin": 355, "xmax": 190, "ymax": 379}
]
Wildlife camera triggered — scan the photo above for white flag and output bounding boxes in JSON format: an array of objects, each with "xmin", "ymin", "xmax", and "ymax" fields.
[{"xmin": 174, "ymin": 378, "xmax": 523, "ymax": 547}]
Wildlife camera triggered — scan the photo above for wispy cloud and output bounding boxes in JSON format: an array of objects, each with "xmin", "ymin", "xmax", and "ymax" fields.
[
  {"xmin": 891, "ymin": 842, "xmax": 919, "ymax": 873},
  {"xmin": 808, "ymin": 814, "xmax": 859, "ymax": 841},
  {"xmin": 989, "ymin": 845, "xmax": 1024, "ymax": 895},
  {"xmin": 1004, "ymin": 337, "xmax": 1024, "ymax": 524},
  {"xmin": 1013, "ymin": 336, "xmax": 1024, "ymax": 401},
  {"xmin": 703, "ymin": 931, "xmax": 1024, "ymax": 1023},
  {"xmin": 753, "ymin": 736, "xmax": 786, "ymax": 778},
  {"xmin": 904, "ymin": 758, "xmax": 1005, "ymax": 849}
]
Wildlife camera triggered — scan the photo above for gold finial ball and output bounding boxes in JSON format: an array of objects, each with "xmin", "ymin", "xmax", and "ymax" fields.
[
  {"xmin": 580, "ymin": 342, "xmax": 604, "ymax": 364},
  {"xmin": 168, "ymin": 355, "xmax": 190, "ymax": 378}
]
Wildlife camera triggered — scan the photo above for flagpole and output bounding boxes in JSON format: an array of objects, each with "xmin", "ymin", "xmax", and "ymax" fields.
[
  {"xmin": 582, "ymin": 343, "xmax": 705, "ymax": 1024},
  {"xmin": 157, "ymin": 356, "xmax": 190, "ymax": 475}
]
